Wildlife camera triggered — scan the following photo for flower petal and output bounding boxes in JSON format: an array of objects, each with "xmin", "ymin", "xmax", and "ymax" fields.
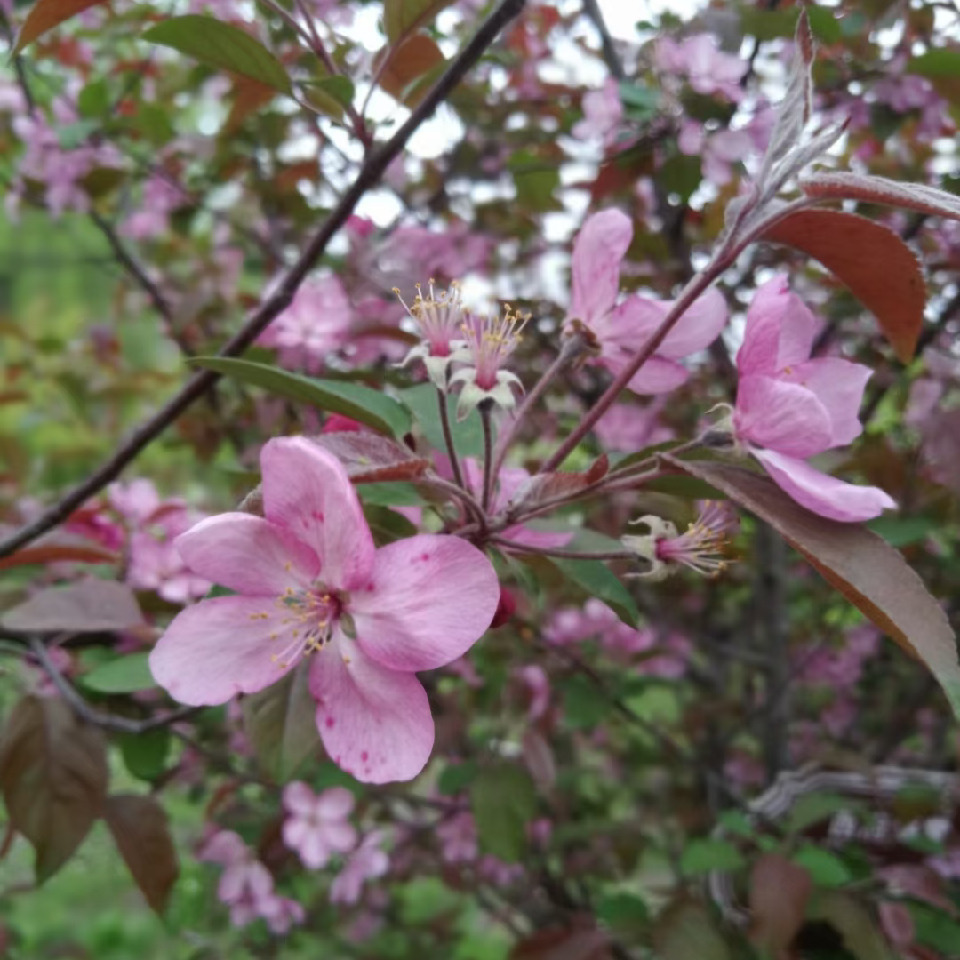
[
  {"xmin": 260, "ymin": 437, "xmax": 375, "ymax": 591},
  {"xmin": 176, "ymin": 514, "xmax": 320, "ymax": 596},
  {"xmin": 657, "ymin": 287, "xmax": 728, "ymax": 358},
  {"xmin": 309, "ymin": 636, "xmax": 435, "ymax": 784},
  {"xmin": 734, "ymin": 376, "xmax": 833, "ymax": 458},
  {"xmin": 781, "ymin": 358, "xmax": 871, "ymax": 447},
  {"xmin": 626, "ymin": 355, "xmax": 690, "ymax": 394},
  {"xmin": 753, "ymin": 448, "xmax": 896, "ymax": 522},
  {"xmin": 569, "ymin": 209, "xmax": 632, "ymax": 329},
  {"xmin": 317, "ymin": 786, "xmax": 355, "ymax": 820},
  {"xmin": 738, "ymin": 276, "xmax": 818, "ymax": 376},
  {"xmin": 350, "ymin": 534, "xmax": 499, "ymax": 672},
  {"xmin": 283, "ymin": 780, "xmax": 318, "ymax": 817},
  {"xmin": 149, "ymin": 596, "xmax": 296, "ymax": 705}
]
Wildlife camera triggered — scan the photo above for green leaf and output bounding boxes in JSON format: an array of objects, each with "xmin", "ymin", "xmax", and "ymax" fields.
[
  {"xmin": 547, "ymin": 557, "xmax": 639, "ymax": 628},
  {"xmin": 787, "ymin": 792, "xmax": 856, "ymax": 834},
  {"xmin": 807, "ymin": 6, "xmax": 842, "ymax": 43},
  {"xmin": 119, "ymin": 728, "xmax": 171, "ymax": 782},
  {"xmin": 561, "ymin": 675, "xmax": 609, "ymax": 730},
  {"xmin": 191, "ymin": 357, "xmax": 412, "ymax": 438},
  {"xmin": 659, "ymin": 153, "xmax": 703, "ymax": 203},
  {"xmin": 596, "ymin": 891, "xmax": 650, "ymax": 935},
  {"xmin": 470, "ymin": 762, "xmax": 537, "ymax": 862},
  {"xmin": 437, "ymin": 760, "xmax": 478, "ymax": 795},
  {"xmin": 651, "ymin": 900, "xmax": 733, "ymax": 960},
  {"xmin": 867, "ymin": 515, "xmax": 935, "ymax": 547},
  {"xmin": 56, "ymin": 120, "xmax": 99, "ymax": 150},
  {"xmin": 791, "ymin": 845, "xmax": 853, "ymax": 887},
  {"xmin": 908, "ymin": 49, "xmax": 960, "ymax": 79},
  {"xmin": 81, "ymin": 653, "xmax": 155, "ymax": 694},
  {"xmin": 383, "ymin": 0, "xmax": 455, "ymax": 43},
  {"xmin": 143, "ymin": 16, "xmax": 292, "ymax": 95},
  {"xmin": 807, "ymin": 891, "xmax": 894, "ymax": 960},
  {"xmin": 619, "ymin": 81, "xmax": 660, "ymax": 120},
  {"xmin": 909, "ymin": 901, "xmax": 960, "ymax": 954},
  {"xmin": 399, "ymin": 382, "xmax": 485, "ymax": 458},
  {"xmin": 680, "ymin": 839, "xmax": 745, "ymax": 876},
  {"xmin": 358, "ymin": 482, "xmax": 423, "ymax": 506},
  {"xmin": 77, "ymin": 80, "xmax": 110, "ymax": 118}
]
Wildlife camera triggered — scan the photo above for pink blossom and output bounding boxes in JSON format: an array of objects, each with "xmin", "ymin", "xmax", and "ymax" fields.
[
  {"xmin": 677, "ymin": 121, "xmax": 753, "ymax": 187},
  {"xmin": 516, "ymin": 664, "xmax": 550, "ymax": 720},
  {"xmin": 127, "ymin": 505, "xmax": 211, "ymax": 604},
  {"xmin": 564, "ymin": 210, "xmax": 727, "ymax": 394},
  {"xmin": 655, "ymin": 35, "xmax": 744, "ymax": 101},
  {"xmin": 258, "ymin": 276, "xmax": 353, "ymax": 374},
  {"xmin": 330, "ymin": 830, "xmax": 389, "ymax": 904},
  {"xmin": 732, "ymin": 276, "xmax": 895, "ymax": 522},
  {"xmin": 437, "ymin": 811, "xmax": 477, "ymax": 863},
  {"xmin": 121, "ymin": 174, "xmax": 184, "ymax": 240},
  {"xmin": 149, "ymin": 437, "xmax": 500, "ymax": 783},
  {"xmin": 572, "ymin": 79, "xmax": 624, "ymax": 148},
  {"xmin": 594, "ymin": 399, "xmax": 673, "ymax": 452},
  {"xmin": 282, "ymin": 781, "xmax": 357, "ymax": 869}
]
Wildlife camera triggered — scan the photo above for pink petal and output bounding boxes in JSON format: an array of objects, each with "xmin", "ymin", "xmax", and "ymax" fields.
[
  {"xmin": 321, "ymin": 820, "xmax": 357, "ymax": 854},
  {"xmin": 569, "ymin": 209, "xmax": 632, "ymax": 329},
  {"xmin": 734, "ymin": 376, "xmax": 833, "ymax": 458},
  {"xmin": 176, "ymin": 514, "xmax": 320, "ymax": 596},
  {"xmin": 350, "ymin": 535, "xmax": 499, "ymax": 672},
  {"xmin": 625, "ymin": 355, "xmax": 690, "ymax": 394},
  {"xmin": 781, "ymin": 358, "xmax": 871, "ymax": 447},
  {"xmin": 260, "ymin": 437, "xmax": 375, "ymax": 591},
  {"xmin": 738, "ymin": 276, "xmax": 817, "ymax": 376},
  {"xmin": 502, "ymin": 524, "xmax": 574, "ymax": 549},
  {"xmin": 657, "ymin": 287, "xmax": 728, "ymax": 358},
  {"xmin": 309, "ymin": 634, "xmax": 435, "ymax": 784},
  {"xmin": 317, "ymin": 786, "xmax": 356, "ymax": 820},
  {"xmin": 283, "ymin": 780, "xmax": 318, "ymax": 817},
  {"xmin": 753, "ymin": 448, "xmax": 896, "ymax": 522},
  {"xmin": 149, "ymin": 596, "xmax": 296, "ymax": 705},
  {"xmin": 299, "ymin": 830, "xmax": 333, "ymax": 869}
]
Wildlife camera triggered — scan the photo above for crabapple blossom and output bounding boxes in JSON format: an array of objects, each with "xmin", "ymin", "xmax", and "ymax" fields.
[
  {"xmin": 149, "ymin": 437, "xmax": 500, "ymax": 783},
  {"xmin": 572, "ymin": 79, "xmax": 624, "ymax": 148},
  {"xmin": 330, "ymin": 830, "xmax": 389, "ymax": 905},
  {"xmin": 395, "ymin": 280, "xmax": 468, "ymax": 387},
  {"xmin": 282, "ymin": 782, "xmax": 357, "ymax": 869},
  {"xmin": 731, "ymin": 276, "xmax": 896, "ymax": 522},
  {"xmin": 564, "ymin": 209, "xmax": 727, "ymax": 394},
  {"xmin": 655, "ymin": 34, "xmax": 745, "ymax": 101}
]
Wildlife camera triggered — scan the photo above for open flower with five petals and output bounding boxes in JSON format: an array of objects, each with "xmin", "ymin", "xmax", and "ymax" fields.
[
  {"xmin": 149, "ymin": 437, "xmax": 500, "ymax": 784},
  {"xmin": 564, "ymin": 209, "xmax": 727, "ymax": 394},
  {"xmin": 731, "ymin": 276, "xmax": 895, "ymax": 522}
]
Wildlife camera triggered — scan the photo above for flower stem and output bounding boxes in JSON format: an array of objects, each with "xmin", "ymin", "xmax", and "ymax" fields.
[
  {"xmin": 490, "ymin": 536, "xmax": 633, "ymax": 561},
  {"xmin": 480, "ymin": 402, "xmax": 495, "ymax": 512},
  {"xmin": 490, "ymin": 330, "xmax": 589, "ymax": 480},
  {"xmin": 436, "ymin": 387, "xmax": 466, "ymax": 489}
]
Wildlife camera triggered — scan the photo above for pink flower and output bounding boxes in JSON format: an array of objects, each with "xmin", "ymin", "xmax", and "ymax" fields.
[
  {"xmin": 330, "ymin": 830, "xmax": 389, "ymax": 905},
  {"xmin": 565, "ymin": 210, "xmax": 727, "ymax": 393},
  {"xmin": 594, "ymin": 399, "xmax": 673, "ymax": 452},
  {"xmin": 437, "ymin": 811, "xmax": 477, "ymax": 863},
  {"xmin": 149, "ymin": 437, "xmax": 500, "ymax": 783},
  {"xmin": 282, "ymin": 782, "xmax": 357, "ymax": 869},
  {"xmin": 572, "ymin": 79, "xmax": 624, "ymax": 148},
  {"xmin": 732, "ymin": 277, "xmax": 895, "ymax": 522},
  {"xmin": 655, "ymin": 35, "xmax": 744, "ymax": 101}
]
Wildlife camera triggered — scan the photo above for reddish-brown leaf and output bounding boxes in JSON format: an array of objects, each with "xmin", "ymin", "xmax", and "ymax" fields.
[
  {"xmin": 14, "ymin": 0, "xmax": 109, "ymax": 53},
  {"xmin": 375, "ymin": 33, "xmax": 445, "ymax": 106},
  {"xmin": 309, "ymin": 433, "xmax": 429, "ymax": 484},
  {"xmin": 801, "ymin": 172, "xmax": 960, "ymax": 222},
  {"xmin": 511, "ymin": 921, "xmax": 612, "ymax": 960},
  {"xmin": 748, "ymin": 854, "xmax": 812, "ymax": 959},
  {"xmin": 0, "ymin": 696, "xmax": 108, "ymax": 881},
  {"xmin": 1, "ymin": 579, "xmax": 143, "ymax": 633},
  {"xmin": 507, "ymin": 457, "xmax": 608, "ymax": 512},
  {"xmin": 104, "ymin": 794, "xmax": 179, "ymax": 914},
  {"xmin": 224, "ymin": 75, "xmax": 277, "ymax": 134},
  {"xmin": 663, "ymin": 457, "xmax": 960, "ymax": 717},
  {"xmin": 0, "ymin": 526, "xmax": 117, "ymax": 571},
  {"xmin": 521, "ymin": 728, "xmax": 557, "ymax": 793},
  {"xmin": 761, "ymin": 209, "xmax": 925, "ymax": 362}
]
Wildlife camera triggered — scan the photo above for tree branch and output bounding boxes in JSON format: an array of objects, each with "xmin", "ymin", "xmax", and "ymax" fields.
[{"xmin": 0, "ymin": 0, "xmax": 526, "ymax": 561}]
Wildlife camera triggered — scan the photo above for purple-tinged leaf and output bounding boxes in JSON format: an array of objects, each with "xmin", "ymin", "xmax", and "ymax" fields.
[
  {"xmin": 662, "ymin": 458, "xmax": 960, "ymax": 719},
  {"xmin": 651, "ymin": 898, "xmax": 733, "ymax": 960},
  {"xmin": 0, "ymin": 696, "xmax": 108, "ymax": 882},
  {"xmin": 801, "ymin": 172, "xmax": 960, "ymax": 222},
  {"xmin": 1, "ymin": 579, "xmax": 143, "ymax": 633},
  {"xmin": 748, "ymin": 854, "xmax": 813, "ymax": 957},
  {"xmin": 0, "ymin": 526, "xmax": 117, "ymax": 572},
  {"xmin": 309, "ymin": 433, "xmax": 429, "ymax": 484}
]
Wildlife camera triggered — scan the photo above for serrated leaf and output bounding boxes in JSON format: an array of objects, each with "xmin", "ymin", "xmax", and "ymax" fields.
[
  {"xmin": 191, "ymin": 357, "xmax": 412, "ymax": 438},
  {"xmin": 14, "ymin": 0, "xmax": 107, "ymax": 53},
  {"xmin": 801, "ymin": 171, "xmax": 960, "ymax": 222},
  {"xmin": 383, "ymin": 0, "xmax": 455, "ymax": 43},
  {"xmin": 81, "ymin": 653, "xmax": 155, "ymax": 694},
  {"xmin": 547, "ymin": 557, "xmax": 639, "ymax": 629},
  {"xmin": 760, "ymin": 209, "xmax": 925, "ymax": 362},
  {"xmin": 470, "ymin": 762, "xmax": 537, "ymax": 862},
  {"xmin": 663, "ymin": 458, "xmax": 960, "ymax": 718},
  {"xmin": 143, "ymin": 16, "xmax": 291, "ymax": 95},
  {"xmin": 104, "ymin": 794, "xmax": 179, "ymax": 913},
  {"xmin": 2, "ymin": 579, "xmax": 143, "ymax": 633},
  {"xmin": 242, "ymin": 664, "xmax": 321, "ymax": 781},
  {"xmin": 0, "ymin": 696, "xmax": 108, "ymax": 882}
]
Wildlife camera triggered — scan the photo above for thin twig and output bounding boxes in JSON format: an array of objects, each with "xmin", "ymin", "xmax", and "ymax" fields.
[
  {"xmin": 437, "ymin": 386, "xmax": 467, "ymax": 489},
  {"xmin": 491, "ymin": 536, "xmax": 631, "ymax": 561},
  {"xmin": 480, "ymin": 402, "xmax": 495, "ymax": 511},
  {"xmin": 0, "ymin": 0, "xmax": 526, "ymax": 562}
]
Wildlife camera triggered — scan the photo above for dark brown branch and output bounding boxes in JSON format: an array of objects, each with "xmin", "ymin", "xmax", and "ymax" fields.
[
  {"xmin": 0, "ymin": 0, "xmax": 526, "ymax": 561},
  {"xmin": 581, "ymin": 0, "xmax": 625, "ymax": 81}
]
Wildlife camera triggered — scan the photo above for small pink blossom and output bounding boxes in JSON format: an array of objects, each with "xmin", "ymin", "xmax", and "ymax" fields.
[
  {"xmin": 149, "ymin": 437, "xmax": 500, "ymax": 783},
  {"xmin": 330, "ymin": 830, "xmax": 389, "ymax": 905},
  {"xmin": 516, "ymin": 664, "xmax": 550, "ymax": 720},
  {"xmin": 437, "ymin": 811, "xmax": 477, "ymax": 863},
  {"xmin": 594, "ymin": 399, "xmax": 673, "ymax": 453},
  {"xmin": 565, "ymin": 210, "xmax": 727, "ymax": 394},
  {"xmin": 732, "ymin": 276, "xmax": 895, "ymax": 522},
  {"xmin": 655, "ymin": 35, "xmax": 744, "ymax": 101},
  {"xmin": 282, "ymin": 781, "xmax": 357, "ymax": 869},
  {"xmin": 572, "ymin": 79, "xmax": 624, "ymax": 148}
]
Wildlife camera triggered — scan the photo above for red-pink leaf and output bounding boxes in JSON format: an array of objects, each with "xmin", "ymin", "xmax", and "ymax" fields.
[
  {"xmin": 508, "ymin": 456, "xmax": 609, "ymax": 512},
  {"xmin": 748, "ymin": 854, "xmax": 812, "ymax": 959},
  {"xmin": 0, "ymin": 696, "xmax": 108, "ymax": 882},
  {"xmin": 801, "ymin": 172, "xmax": 960, "ymax": 222},
  {"xmin": 761, "ymin": 209, "xmax": 925, "ymax": 362},
  {"xmin": 511, "ymin": 921, "xmax": 612, "ymax": 960},
  {"xmin": 104, "ymin": 794, "xmax": 179, "ymax": 914},
  {"xmin": 663, "ymin": 457, "xmax": 960, "ymax": 718},
  {"xmin": 14, "ymin": 0, "xmax": 108, "ymax": 53},
  {"xmin": 0, "ymin": 526, "xmax": 117, "ymax": 572},
  {"xmin": 1, "ymin": 579, "xmax": 143, "ymax": 633},
  {"xmin": 309, "ymin": 433, "xmax": 429, "ymax": 484}
]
